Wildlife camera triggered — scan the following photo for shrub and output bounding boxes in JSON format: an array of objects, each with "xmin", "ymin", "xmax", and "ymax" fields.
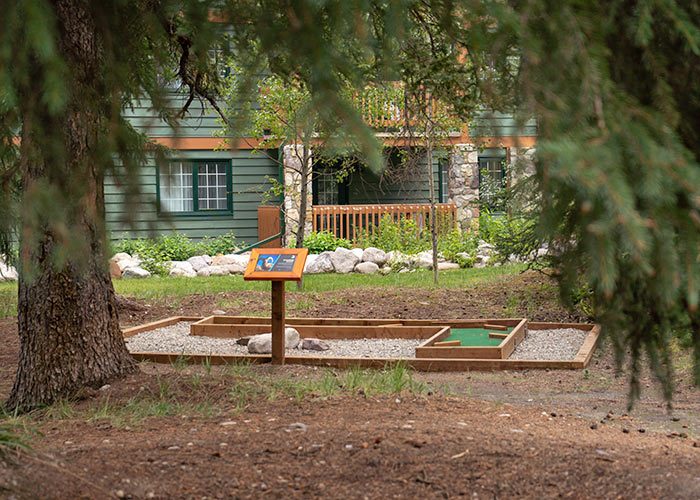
[
  {"xmin": 302, "ymin": 231, "xmax": 351, "ymax": 253},
  {"xmin": 438, "ymin": 228, "xmax": 478, "ymax": 263},
  {"xmin": 478, "ymin": 210, "xmax": 538, "ymax": 262},
  {"xmin": 198, "ymin": 232, "xmax": 238, "ymax": 256},
  {"xmin": 358, "ymin": 215, "xmax": 431, "ymax": 254}
]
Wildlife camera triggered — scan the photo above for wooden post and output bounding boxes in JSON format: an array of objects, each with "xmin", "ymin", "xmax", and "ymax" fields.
[{"xmin": 271, "ymin": 281, "xmax": 286, "ymax": 365}]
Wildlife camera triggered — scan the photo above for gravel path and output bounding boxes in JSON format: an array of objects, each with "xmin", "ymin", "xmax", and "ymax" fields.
[
  {"xmin": 509, "ymin": 328, "xmax": 589, "ymax": 360},
  {"xmin": 125, "ymin": 322, "xmax": 589, "ymax": 360}
]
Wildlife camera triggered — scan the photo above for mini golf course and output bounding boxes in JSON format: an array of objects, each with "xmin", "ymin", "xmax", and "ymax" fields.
[{"xmin": 123, "ymin": 316, "xmax": 601, "ymax": 371}]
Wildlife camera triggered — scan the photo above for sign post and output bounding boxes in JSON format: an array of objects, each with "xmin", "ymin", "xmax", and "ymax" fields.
[{"xmin": 243, "ymin": 248, "xmax": 308, "ymax": 365}]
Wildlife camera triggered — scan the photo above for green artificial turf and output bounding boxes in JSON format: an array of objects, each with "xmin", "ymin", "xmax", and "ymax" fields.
[{"xmin": 445, "ymin": 327, "xmax": 513, "ymax": 346}]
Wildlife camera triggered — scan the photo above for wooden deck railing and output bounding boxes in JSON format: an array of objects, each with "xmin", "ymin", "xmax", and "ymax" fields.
[{"xmin": 311, "ymin": 203, "xmax": 457, "ymax": 243}]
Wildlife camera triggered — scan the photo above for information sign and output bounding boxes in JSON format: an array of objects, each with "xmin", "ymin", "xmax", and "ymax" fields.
[{"xmin": 244, "ymin": 248, "xmax": 308, "ymax": 281}]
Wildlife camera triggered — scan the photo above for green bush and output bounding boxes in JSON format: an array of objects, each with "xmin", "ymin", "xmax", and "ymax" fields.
[
  {"xmin": 438, "ymin": 228, "xmax": 478, "ymax": 263},
  {"xmin": 198, "ymin": 232, "xmax": 238, "ymax": 256},
  {"xmin": 478, "ymin": 211, "xmax": 538, "ymax": 262},
  {"xmin": 302, "ymin": 231, "xmax": 351, "ymax": 253},
  {"xmin": 358, "ymin": 215, "xmax": 431, "ymax": 254}
]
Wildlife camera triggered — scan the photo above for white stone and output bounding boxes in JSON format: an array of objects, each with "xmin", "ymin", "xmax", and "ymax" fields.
[
  {"xmin": 225, "ymin": 262, "xmax": 246, "ymax": 274},
  {"xmin": 211, "ymin": 254, "xmax": 248, "ymax": 268},
  {"xmin": 110, "ymin": 252, "xmax": 131, "ymax": 263},
  {"xmin": 361, "ymin": 247, "xmax": 387, "ymax": 266},
  {"xmin": 117, "ymin": 258, "xmax": 141, "ymax": 272},
  {"xmin": 305, "ymin": 251, "xmax": 334, "ymax": 274},
  {"xmin": 415, "ymin": 251, "xmax": 434, "ymax": 269},
  {"xmin": 437, "ymin": 262, "xmax": 461, "ymax": 271},
  {"xmin": 301, "ymin": 338, "xmax": 329, "ymax": 351},
  {"xmin": 386, "ymin": 251, "xmax": 410, "ymax": 268},
  {"xmin": 475, "ymin": 254, "xmax": 491, "ymax": 265},
  {"xmin": 350, "ymin": 248, "xmax": 364, "ymax": 260},
  {"xmin": 303, "ymin": 254, "xmax": 318, "ymax": 272},
  {"xmin": 197, "ymin": 265, "xmax": 229, "ymax": 277},
  {"xmin": 247, "ymin": 328, "xmax": 301, "ymax": 354},
  {"xmin": 331, "ymin": 247, "xmax": 360, "ymax": 274},
  {"xmin": 122, "ymin": 266, "xmax": 151, "ymax": 279},
  {"xmin": 355, "ymin": 262, "xmax": 379, "ymax": 274},
  {"xmin": 187, "ymin": 255, "xmax": 211, "ymax": 272},
  {"xmin": 0, "ymin": 260, "xmax": 18, "ymax": 282},
  {"xmin": 169, "ymin": 262, "xmax": 196, "ymax": 277}
]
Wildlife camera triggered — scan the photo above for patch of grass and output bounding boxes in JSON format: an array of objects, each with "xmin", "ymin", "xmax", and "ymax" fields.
[
  {"xmin": 0, "ymin": 422, "xmax": 31, "ymax": 459},
  {"xmin": 0, "ymin": 283, "xmax": 17, "ymax": 319},
  {"xmin": 289, "ymin": 298, "xmax": 315, "ymax": 311}
]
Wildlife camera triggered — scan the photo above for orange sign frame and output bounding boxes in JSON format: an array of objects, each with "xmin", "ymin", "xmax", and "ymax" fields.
[{"xmin": 243, "ymin": 248, "xmax": 309, "ymax": 281}]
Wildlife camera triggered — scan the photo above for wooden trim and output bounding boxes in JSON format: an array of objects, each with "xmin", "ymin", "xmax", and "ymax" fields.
[
  {"xmin": 488, "ymin": 332, "xmax": 508, "ymax": 340},
  {"xmin": 484, "ymin": 323, "xmax": 508, "ymax": 331},
  {"xmin": 190, "ymin": 323, "xmax": 445, "ymax": 339},
  {"xmin": 434, "ymin": 340, "xmax": 461, "ymax": 347},
  {"xmin": 572, "ymin": 324, "xmax": 602, "ymax": 367},
  {"xmin": 122, "ymin": 316, "xmax": 183, "ymax": 338},
  {"xmin": 244, "ymin": 248, "xmax": 308, "ymax": 282}
]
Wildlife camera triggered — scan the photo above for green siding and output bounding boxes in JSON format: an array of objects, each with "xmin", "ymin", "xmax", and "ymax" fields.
[
  {"xmin": 347, "ymin": 152, "xmax": 440, "ymax": 204},
  {"xmin": 469, "ymin": 111, "xmax": 537, "ymax": 137},
  {"xmin": 105, "ymin": 149, "xmax": 279, "ymax": 245},
  {"xmin": 124, "ymin": 94, "xmax": 227, "ymax": 137}
]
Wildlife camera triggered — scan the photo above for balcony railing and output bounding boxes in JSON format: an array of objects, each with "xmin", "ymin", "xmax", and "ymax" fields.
[{"xmin": 311, "ymin": 203, "xmax": 457, "ymax": 243}]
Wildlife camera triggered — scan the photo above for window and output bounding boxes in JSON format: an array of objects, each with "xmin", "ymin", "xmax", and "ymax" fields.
[
  {"xmin": 438, "ymin": 159, "xmax": 449, "ymax": 203},
  {"xmin": 478, "ymin": 150, "xmax": 508, "ymax": 212},
  {"xmin": 159, "ymin": 160, "xmax": 231, "ymax": 215}
]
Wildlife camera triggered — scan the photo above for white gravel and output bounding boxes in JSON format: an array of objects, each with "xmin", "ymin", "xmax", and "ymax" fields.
[
  {"xmin": 125, "ymin": 322, "xmax": 589, "ymax": 361},
  {"xmin": 125, "ymin": 322, "xmax": 421, "ymax": 358},
  {"xmin": 508, "ymin": 328, "xmax": 589, "ymax": 360}
]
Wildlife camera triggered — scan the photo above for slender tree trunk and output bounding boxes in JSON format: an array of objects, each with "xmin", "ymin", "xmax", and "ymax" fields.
[
  {"xmin": 426, "ymin": 97, "xmax": 439, "ymax": 284},
  {"xmin": 296, "ymin": 142, "xmax": 310, "ymax": 291},
  {"xmin": 6, "ymin": 0, "xmax": 137, "ymax": 412}
]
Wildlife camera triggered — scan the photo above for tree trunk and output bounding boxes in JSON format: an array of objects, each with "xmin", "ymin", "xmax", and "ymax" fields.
[
  {"xmin": 295, "ymin": 142, "xmax": 311, "ymax": 291},
  {"xmin": 426, "ymin": 97, "xmax": 439, "ymax": 284},
  {"xmin": 6, "ymin": 0, "xmax": 137, "ymax": 412}
]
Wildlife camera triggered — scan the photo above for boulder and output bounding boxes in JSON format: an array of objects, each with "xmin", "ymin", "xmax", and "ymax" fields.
[
  {"xmin": 437, "ymin": 262, "xmax": 461, "ymax": 271},
  {"xmin": 305, "ymin": 251, "xmax": 334, "ymax": 274},
  {"xmin": 187, "ymin": 255, "xmax": 212, "ymax": 272},
  {"xmin": 303, "ymin": 254, "xmax": 318, "ymax": 272},
  {"xmin": 386, "ymin": 251, "xmax": 410, "ymax": 269},
  {"xmin": 0, "ymin": 261, "xmax": 18, "ymax": 282},
  {"xmin": 301, "ymin": 338, "xmax": 330, "ymax": 351},
  {"xmin": 355, "ymin": 261, "xmax": 379, "ymax": 274},
  {"xmin": 110, "ymin": 252, "xmax": 132, "ymax": 263},
  {"xmin": 225, "ymin": 263, "xmax": 246, "ymax": 275},
  {"xmin": 247, "ymin": 328, "xmax": 301, "ymax": 354},
  {"xmin": 211, "ymin": 254, "xmax": 248, "ymax": 271},
  {"xmin": 117, "ymin": 258, "xmax": 141, "ymax": 272},
  {"xmin": 350, "ymin": 248, "xmax": 364, "ymax": 260},
  {"xmin": 415, "ymin": 251, "xmax": 434, "ymax": 269},
  {"xmin": 109, "ymin": 260, "xmax": 122, "ymax": 279},
  {"xmin": 169, "ymin": 261, "xmax": 197, "ymax": 277},
  {"xmin": 197, "ymin": 265, "xmax": 229, "ymax": 277},
  {"xmin": 361, "ymin": 247, "xmax": 387, "ymax": 266},
  {"xmin": 122, "ymin": 266, "xmax": 151, "ymax": 279},
  {"xmin": 331, "ymin": 247, "xmax": 360, "ymax": 274}
]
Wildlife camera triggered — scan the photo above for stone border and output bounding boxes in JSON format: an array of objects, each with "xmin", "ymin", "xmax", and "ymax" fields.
[{"xmin": 123, "ymin": 316, "xmax": 601, "ymax": 371}]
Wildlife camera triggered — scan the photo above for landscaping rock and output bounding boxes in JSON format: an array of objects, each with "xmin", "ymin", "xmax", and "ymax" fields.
[
  {"xmin": 168, "ymin": 261, "xmax": 196, "ymax": 278},
  {"xmin": 111, "ymin": 252, "xmax": 132, "ymax": 263},
  {"xmin": 0, "ymin": 260, "xmax": 18, "ymax": 282},
  {"xmin": 236, "ymin": 336, "xmax": 251, "ymax": 346},
  {"xmin": 197, "ymin": 265, "xmax": 229, "ymax": 277},
  {"xmin": 211, "ymin": 254, "xmax": 248, "ymax": 272},
  {"xmin": 386, "ymin": 251, "xmax": 411, "ymax": 269},
  {"xmin": 355, "ymin": 261, "xmax": 379, "ymax": 274},
  {"xmin": 247, "ymin": 328, "xmax": 301, "ymax": 354},
  {"xmin": 331, "ymin": 247, "xmax": 360, "ymax": 274},
  {"xmin": 437, "ymin": 262, "xmax": 461, "ymax": 271},
  {"xmin": 109, "ymin": 260, "xmax": 122, "ymax": 279},
  {"xmin": 117, "ymin": 258, "xmax": 141, "ymax": 272},
  {"xmin": 187, "ymin": 255, "xmax": 212, "ymax": 272},
  {"xmin": 361, "ymin": 247, "xmax": 387, "ymax": 266},
  {"xmin": 225, "ymin": 263, "xmax": 246, "ymax": 275},
  {"xmin": 122, "ymin": 266, "xmax": 151, "ymax": 279},
  {"xmin": 301, "ymin": 338, "xmax": 330, "ymax": 351},
  {"xmin": 303, "ymin": 254, "xmax": 317, "ymax": 272},
  {"xmin": 350, "ymin": 248, "xmax": 364, "ymax": 260},
  {"xmin": 305, "ymin": 251, "xmax": 334, "ymax": 274},
  {"xmin": 379, "ymin": 266, "xmax": 392, "ymax": 275},
  {"xmin": 415, "ymin": 251, "xmax": 434, "ymax": 269}
]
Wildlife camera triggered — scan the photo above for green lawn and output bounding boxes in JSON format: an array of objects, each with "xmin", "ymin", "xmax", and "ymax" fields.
[{"xmin": 0, "ymin": 264, "xmax": 526, "ymax": 318}]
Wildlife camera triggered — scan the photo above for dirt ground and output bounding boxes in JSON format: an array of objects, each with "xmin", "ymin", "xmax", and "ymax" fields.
[{"xmin": 2, "ymin": 271, "xmax": 700, "ymax": 499}]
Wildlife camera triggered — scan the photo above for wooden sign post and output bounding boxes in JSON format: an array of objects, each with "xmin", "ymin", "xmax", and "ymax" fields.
[{"xmin": 243, "ymin": 248, "xmax": 308, "ymax": 365}]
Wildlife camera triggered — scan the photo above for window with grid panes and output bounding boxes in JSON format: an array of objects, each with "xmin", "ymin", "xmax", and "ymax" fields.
[
  {"xmin": 159, "ymin": 160, "xmax": 231, "ymax": 214},
  {"xmin": 478, "ymin": 151, "xmax": 507, "ymax": 212}
]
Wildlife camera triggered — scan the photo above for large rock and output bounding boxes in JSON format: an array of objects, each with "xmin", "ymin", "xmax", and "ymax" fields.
[
  {"xmin": 437, "ymin": 262, "xmax": 461, "ymax": 271},
  {"xmin": 169, "ymin": 261, "xmax": 196, "ymax": 277},
  {"xmin": 247, "ymin": 328, "xmax": 301, "ymax": 354},
  {"xmin": 122, "ymin": 266, "xmax": 151, "ymax": 279},
  {"xmin": 117, "ymin": 258, "xmax": 141, "ymax": 272},
  {"xmin": 110, "ymin": 252, "xmax": 132, "ymax": 263},
  {"xmin": 350, "ymin": 248, "xmax": 364, "ymax": 260},
  {"xmin": 305, "ymin": 251, "xmax": 334, "ymax": 274},
  {"xmin": 415, "ymin": 251, "xmax": 434, "ymax": 269},
  {"xmin": 301, "ymin": 338, "xmax": 329, "ymax": 351},
  {"xmin": 0, "ymin": 260, "xmax": 18, "ymax": 282},
  {"xmin": 385, "ymin": 251, "xmax": 410, "ymax": 269},
  {"xmin": 355, "ymin": 261, "xmax": 379, "ymax": 274},
  {"xmin": 361, "ymin": 247, "xmax": 387, "ymax": 266},
  {"xmin": 187, "ymin": 255, "xmax": 212, "ymax": 272},
  {"xmin": 197, "ymin": 265, "xmax": 229, "ymax": 277},
  {"xmin": 331, "ymin": 247, "xmax": 360, "ymax": 274},
  {"xmin": 109, "ymin": 260, "xmax": 122, "ymax": 279},
  {"xmin": 211, "ymin": 254, "xmax": 248, "ymax": 273}
]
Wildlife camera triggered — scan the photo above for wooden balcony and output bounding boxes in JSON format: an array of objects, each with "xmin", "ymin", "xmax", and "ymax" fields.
[{"xmin": 311, "ymin": 203, "xmax": 457, "ymax": 243}]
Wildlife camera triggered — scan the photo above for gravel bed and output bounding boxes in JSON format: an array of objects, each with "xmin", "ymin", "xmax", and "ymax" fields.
[
  {"xmin": 125, "ymin": 322, "xmax": 421, "ymax": 358},
  {"xmin": 125, "ymin": 323, "xmax": 589, "ymax": 360},
  {"xmin": 508, "ymin": 328, "xmax": 589, "ymax": 360}
]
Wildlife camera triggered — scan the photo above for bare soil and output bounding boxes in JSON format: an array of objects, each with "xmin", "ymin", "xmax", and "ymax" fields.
[{"xmin": 2, "ymin": 271, "xmax": 700, "ymax": 499}]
